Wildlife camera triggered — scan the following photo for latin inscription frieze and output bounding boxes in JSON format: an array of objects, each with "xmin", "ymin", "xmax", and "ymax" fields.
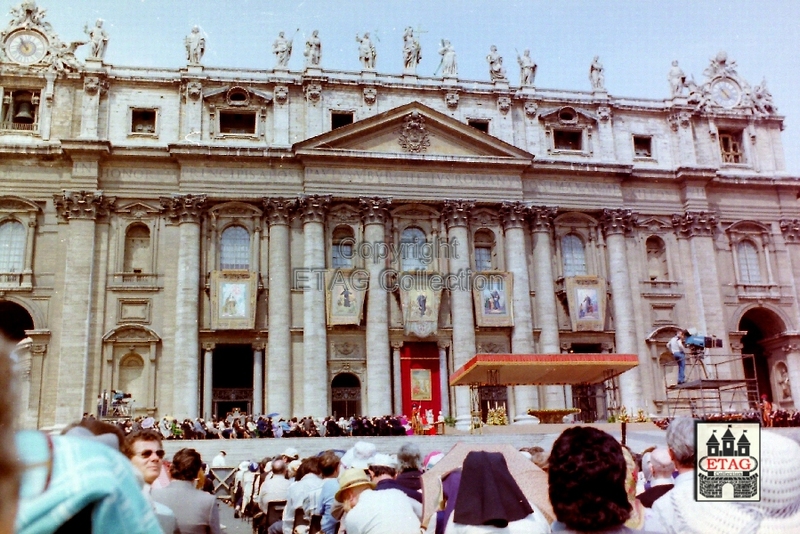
[{"xmin": 307, "ymin": 168, "xmax": 514, "ymax": 187}]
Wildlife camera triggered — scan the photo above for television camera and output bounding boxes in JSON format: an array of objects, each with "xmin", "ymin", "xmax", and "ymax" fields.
[{"xmin": 685, "ymin": 334, "xmax": 723, "ymax": 354}]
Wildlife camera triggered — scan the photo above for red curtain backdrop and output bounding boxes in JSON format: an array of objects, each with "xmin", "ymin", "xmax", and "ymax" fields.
[{"xmin": 400, "ymin": 342, "xmax": 441, "ymax": 418}]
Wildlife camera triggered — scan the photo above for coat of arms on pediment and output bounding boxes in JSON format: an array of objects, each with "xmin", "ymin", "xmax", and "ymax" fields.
[{"xmin": 397, "ymin": 111, "xmax": 430, "ymax": 154}]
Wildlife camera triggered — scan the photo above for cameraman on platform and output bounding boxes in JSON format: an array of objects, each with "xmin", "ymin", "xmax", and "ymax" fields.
[{"xmin": 667, "ymin": 330, "xmax": 690, "ymax": 385}]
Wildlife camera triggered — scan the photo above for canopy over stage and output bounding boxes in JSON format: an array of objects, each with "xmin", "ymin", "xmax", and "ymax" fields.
[{"xmin": 449, "ymin": 353, "xmax": 640, "ymax": 387}]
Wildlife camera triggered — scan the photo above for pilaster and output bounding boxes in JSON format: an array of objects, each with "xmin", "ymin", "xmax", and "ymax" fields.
[{"xmin": 79, "ymin": 73, "xmax": 107, "ymax": 139}]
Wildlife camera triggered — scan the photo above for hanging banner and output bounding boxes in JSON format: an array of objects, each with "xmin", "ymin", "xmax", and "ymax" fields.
[
  {"xmin": 210, "ymin": 270, "xmax": 258, "ymax": 330},
  {"xmin": 472, "ymin": 271, "xmax": 514, "ymax": 327},
  {"xmin": 565, "ymin": 276, "xmax": 606, "ymax": 332},
  {"xmin": 326, "ymin": 269, "xmax": 366, "ymax": 326},
  {"xmin": 400, "ymin": 273, "xmax": 442, "ymax": 338}
]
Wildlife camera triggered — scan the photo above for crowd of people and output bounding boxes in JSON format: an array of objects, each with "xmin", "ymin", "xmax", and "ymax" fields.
[
  {"xmin": 96, "ymin": 411, "xmax": 441, "ymax": 441},
  {"xmin": 2, "ymin": 318, "xmax": 800, "ymax": 533}
]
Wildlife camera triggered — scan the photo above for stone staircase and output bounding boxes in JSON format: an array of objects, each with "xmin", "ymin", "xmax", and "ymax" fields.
[{"xmin": 163, "ymin": 423, "xmax": 668, "ymax": 466}]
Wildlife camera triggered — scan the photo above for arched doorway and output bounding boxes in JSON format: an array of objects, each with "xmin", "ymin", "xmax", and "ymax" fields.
[
  {"xmin": 331, "ymin": 373, "xmax": 361, "ymax": 419},
  {"xmin": 738, "ymin": 307, "xmax": 785, "ymax": 404},
  {"xmin": 0, "ymin": 299, "xmax": 34, "ymax": 344}
]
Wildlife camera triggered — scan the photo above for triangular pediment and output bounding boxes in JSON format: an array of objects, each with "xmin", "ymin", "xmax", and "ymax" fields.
[
  {"xmin": 116, "ymin": 201, "xmax": 163, "ymax": 218},
  {"xmin": 294, "ymin": 101, "xmax": 533, "ymax": 165}
]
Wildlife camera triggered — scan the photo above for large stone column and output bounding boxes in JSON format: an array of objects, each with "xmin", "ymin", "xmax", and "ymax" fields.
[
  {"xmin": 299, "ymin": 195, "xmax": 331, "ymax": 418},
  {"xmin": 500, "ymin": 202, "xmax": 538, "ymax": 420},
  {"xmin": 360, "ymin": 197, "xmax": 392, "ymax": 416},
  {"xmin": 252, "ymin": 343, "xmax": 265, "ymax": 415},
  {"xmin": 443, "ymin": 200, "xmax": 476, "ymax": 430},
  {"xmin": 601, "ymin": 208, "xmax": 643, "ymax": 410},
  {"xmin": 438, "ymin": 340, "xmax": 451, "ymax": 418},
  {"xmin": 529, "ymin": 206, "xmax": 563, "ymax": 408},
  {"xmin": 161, "ymin": 194, "xmax": 206, "ymax": 418},
  {"xmin": 263, "ymin": 198, "xmax": 294, "ymax": 417},
  {"xmin": 392, "ymin": 342, "xmax": 403, "ymax": 415},
  {"xmin": 202, "ymin": 343, "xmax": 214, "ymax": 419},
  {"xmin": 53, "ymin": 191, "xmax": 113, "ymax": 423}
]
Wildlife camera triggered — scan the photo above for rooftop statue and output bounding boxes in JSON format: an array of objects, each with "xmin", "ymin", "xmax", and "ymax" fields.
[
  {"xmin": 517, "ymin": 49, "xmax": 536, "ymax": 86},
  {"xmin": 402, "ymin": 27, "xmax": 421, "ymax": 74},
  {"xmin": 84, "ymin": 18, "xmax": 108, "ymax": 60},
  {"xmin": 273, "ymin": 30, "xmax": 296, "ymax": 68},
  {"xmin": 668, "ymin": 60, "xmax": 686, "ymax": 97},
  {"xmin": 185, "ymin": 25, "xmax": 205, "ymax": 65},
  {"xmin": 356, "ymin": 32, "xmax": 376, "ymax": 70},
  {"xmin": 304, "ymin": 30, "xmax": 321, "ymax": 67},
  {"xmin": 589, "ymin": 55, "xmax": 605, "ymax": 91},
  {"xmin": 436, "ymin": 39, "xmax": 457, "ymax": 78},
  {"xmin": 486, "ymin": 45, "xmax": 507, "ymax": 82}
]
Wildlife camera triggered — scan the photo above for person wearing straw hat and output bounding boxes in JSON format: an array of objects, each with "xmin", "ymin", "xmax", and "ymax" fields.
[{"xmin": 336, "ymin": 467, "xmax": 419, "ymax": 534}]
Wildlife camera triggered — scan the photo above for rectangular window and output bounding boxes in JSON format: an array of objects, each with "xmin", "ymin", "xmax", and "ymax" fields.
[
  {"xmin": 719, "ymin": 131, "xmax": 744, "ymax": 164},
  {"xmin": 475, "ymin": 246, "xmax": 492, "ymax": 271},
  {"xmin": 331, "ymin": 111, "xmax": 354, "ymax": 130},
  {"xmin": 131, "ymin": 109, "xmax": 157, "ymax": 134},
  {"xmin": 633, "ymin": 135, "xmax": 652, "ymax": 158},
  {"xmin": 332, "ymin": 243, "xmax": 353, "ymax": 269},
  {"xmin": 468, "ymin": 119, "xmax": 490, "ymax": 133},
  {"xmin": 553, "ymin": 129, "xmax": 583, "ymax": 151},
  {"xmin": 0, "ymin": 89, "xmax": 40, "ymax": 132},
  {"xmin": 219, "ymin": 111, "xmax": 256, "ymax": 135}
]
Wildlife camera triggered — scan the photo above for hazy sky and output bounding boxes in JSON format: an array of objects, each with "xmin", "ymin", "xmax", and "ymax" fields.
[{"xmin": 10, "ymin": 0, "xmax": 800, "ymax": 173}]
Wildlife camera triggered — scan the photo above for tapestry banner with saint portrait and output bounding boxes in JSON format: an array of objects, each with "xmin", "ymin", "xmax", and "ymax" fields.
[
  {"xmin": 565, "ymin": 276, "xmax": 606, "ymax": 332},
  {"xmin": 400, "ymin": 273, "xmax": 442, "ymax": 338},
  {"xmin": 472, "ymin": 271, "xmax": 514, "ymax": 327},
  {"xmin": 210, "ymin": 270, "xmax": 258, "ymax": 330},
  {"xmin": 326, "ymin": 269, "xmax": 366, "ymax": 326}
]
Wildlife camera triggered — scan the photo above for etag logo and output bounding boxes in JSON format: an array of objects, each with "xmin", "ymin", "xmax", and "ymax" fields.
[{"xmin": 695, "ymin": 422, "xmax": 760, "ymax": 502}]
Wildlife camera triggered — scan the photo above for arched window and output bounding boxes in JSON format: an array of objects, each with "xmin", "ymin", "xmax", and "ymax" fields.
[
  {"xmin": 118, "ymin": 353, "xmax": 145, "ymax": 407},
  {"xmin": 473, "ymin": 229, "xmax": 495, "ymax": 271},
  {"xmin": 123, "ymin": 224, "xmax": 151, "ymax": 273},
  {"xmin": 737, "ymin": 240, "xmax": 762, "ymax": 284},
  {"xmin": 562, "ymin": 234, "xmax": 587, "ymax": 276},
  {"xmin": 0, "ymin": 220, "xmax": 25, "ymax": 273},
  {"xmin": 645, "ymin": 236, "xmax": 668, "ymax": 281},
  {"xmin": 220, "ymin": 226, "xmax": 250, "ymax": 270},
  {"xmin": 401, "ymin": 227, "xmax": 428, "ymax": 271},
  {"xmin": 331, "ymin": 226, "xmax": 354, "ymax": 269}
]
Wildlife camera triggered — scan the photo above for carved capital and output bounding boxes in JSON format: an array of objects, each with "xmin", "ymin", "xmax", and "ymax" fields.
[
  {"xmin": 186, "ymin": 81, "xmax": 202, "ymax": 100},
  {"xmin": 672, "ymin": 210, "xmax": 718, "ymax": 238},
  {"xmin": 160, "ymin": 194, "xmax": 206, "ymax": 224},
  {"xmin": 362, "ymin": 87, "xmax": 377, "ymax": 106},
  {"xmin": 529, "ymin": 206, "xmax": 558, "ymax": 233},
  {"xmin": 298, "ymin": 195, "xmax": 331, "ymax": 224},
  {"xmin": 30, "ymin": 344, "xmax": 48, "ymax": 356},
  {"xmin": 391, "ymin": 341, "xmax": 404, "ymax": 350},
  {"xmin": 524, "ymin": 100, "xmax": 538, "ymax": 118},
  {"xmin": 55, "ymin": 191, "xmax": 114, "ymax": 221},
  {"xmin": 202, "ymin": 342, "xmax": 216, "ymax": 351},
  {"xmin": 443, "ymin": 199, "xmax": 475, "ymax": 229},
  {"xmin": 780, "ymin": 219, "xmax": 800, "ymax": 243},
  {"xmin": 597, "ymin": 106, "xmax": 612, "ymax": 122},
  {"xmin": 274, "ymin": 85, "xmax": 289, "ymax": 105},
  {"xmin": 436, "ymin": 339, "xmax": 451, "ymax": 349},
  {"xmin": 600, "ymin": 208, "xmax": 637, "ymax": 237},
  {"xmin": 499, "ymin": 201, "xmax": 528, "ymax": 230},
  {"xmin": 83, "ymin": 75, "xmax": 107, "ymax": 96},
  {"xmin": 445, "ymin": 91, "xmax": 459, "ymax": 109},
  {"xmin": 304, "ymin": 83, "xmax": 322, "ymax": 104},
  {"xmin": 359, "ymin": 196, "xmax": 392, "ymax": 226},
  {"xmin": 497, "ymin": 96, "xmax": 511, "ymax": 114},
  {"xmin": 667, "ymin": 111, "xmax": 691, "ymax": 132},
  {"xmin": 252, "ymin": 342, "xmax": 266, "ymax": 351},
  {"xmin": 263, "ymin": 197, "xmax": 296, "ymax": 226}
]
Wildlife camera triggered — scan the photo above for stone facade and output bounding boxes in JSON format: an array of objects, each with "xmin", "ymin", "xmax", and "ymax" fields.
[{"xmin": 2, "ymin": 3, "xmax": 800, "ymax": 428}]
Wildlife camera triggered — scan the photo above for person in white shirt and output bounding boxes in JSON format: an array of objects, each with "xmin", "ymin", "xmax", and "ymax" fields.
[
  {"xmin": 278, "ymin": 457, "xmax": 324, "ymax": 534},
  {"xmin": 258, "ymin": 459, "xmax": 292, "ymax": 512},
  {"xmin": 336, "ymin": 468, "xmax": 420, "ymax": 534},
  {"xmin": 211, "ymin": 450, "xmax": 227, "ymax": 467},
  {"xmin": 666, "ymin": 330, "xmax": 689, "ymax": 384}
]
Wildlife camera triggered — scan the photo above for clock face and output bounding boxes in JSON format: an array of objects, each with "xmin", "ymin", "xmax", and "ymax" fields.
[
  {"xmin": 5, "ymin": 30, "xmax": 48, "ymax": 65},
  {"xmin": 711, "ymin": 79, "xmax": 742, "ymax": 109}
]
